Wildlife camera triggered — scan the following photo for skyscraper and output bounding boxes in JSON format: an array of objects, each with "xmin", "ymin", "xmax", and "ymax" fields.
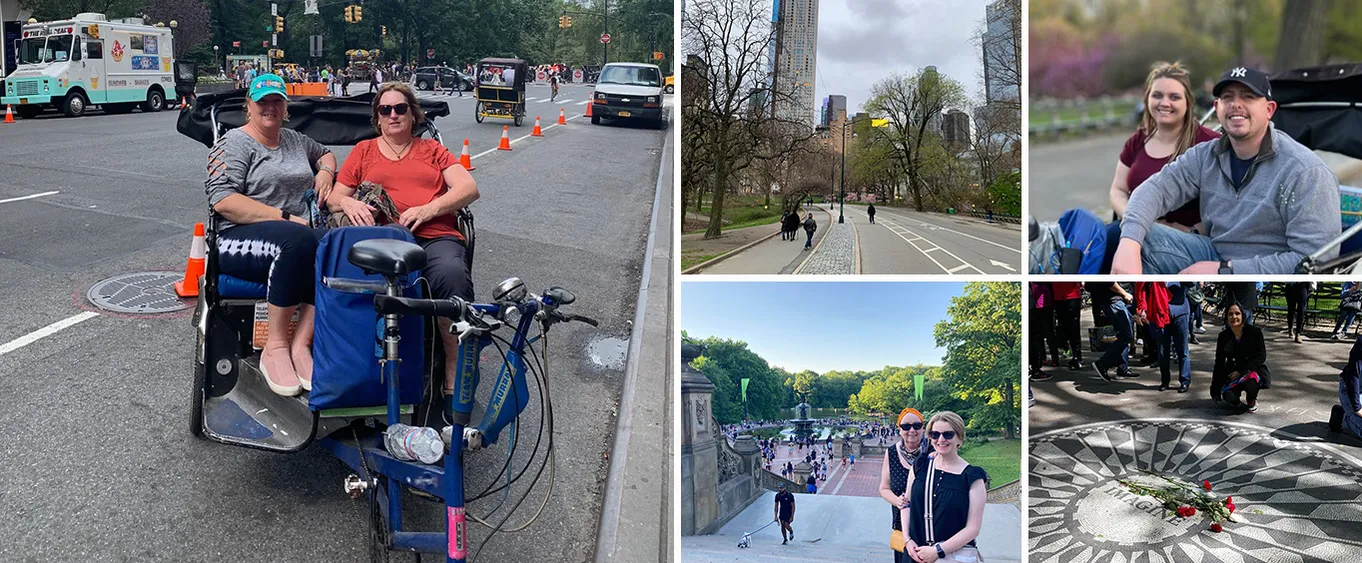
[
  {"xmin": 820, "ymin": 94, "xmax": 846, "ymax": 128},
  {"xmin": 943, "ymin": 109, "xmax": 971, "ymax": 151},
  {"xmin": 770, "ymin": 0, "xmax": 819, "ymax": 126},
  {"xmin": 983, "ymin": 0, "xmax": 1019, "ymax": 103}
]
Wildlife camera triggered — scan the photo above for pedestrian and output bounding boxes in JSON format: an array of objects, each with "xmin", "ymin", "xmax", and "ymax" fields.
[
  {"xmin": 1164, "ymin": 281, "xmax": 1192, "ymax": 392},
  {"xmin": 1134, "ymin": 282, "xmax": 1172, "ymax": 385},
  {"xmin": 881, "ymin": 408, "xmax": 927, "ymax": 562},
  {"xmin": 1091, "ymin": 282, "xmax": 1136, "ymax": 381},
  {"xmin": 1029, "ymin": 282, "xmax": 1058, "ymax": 381},
  {"xmin": 1331, "ymin": 333, "xmax": 1362, "ymax": 438},
  {"xmin": 802, "ymin": 213, "xmax": 817, "ymax": 250},
  {"xmin": 1054, "ymin": 282, "xmax": 1084, "ymax": 369},
  {"xmin": 1331, "ymin": 282, "xmax": 1362, "ymax": 340},
  {"xmin": 867, "ymin": 203, "xmax": 876, "ymax": 224},
  {"xmin": 1285, "ymin": 282, "xmax": 1312, "ymax": 342},
  {"xmin": 906, "ymin": 412, "xmax": 988, "ymax": 563},
  {"xmin": 775, "ymin": 483, "xmax": 796, "ymax": 545},
  {"xmin": 850, "ymin": 453, "xmax": 855, "ymax": 470},
  {"xmin": 550, "ymin": 71, "xmax": 560, "ymax": 102},
  {"xmin": 1188, "ymin": 282, "xmax": 1207, "ymax": 344},
  {"xmin": 1212, "ymin": 302, "xmax": 1269, "ymax": 412},
  {"xmin": 806, "ymin": 472, "xmax": 818, "ymax": 494},
  {"xmin": 369, "ymin": 66, "xmax": 382, "ymax": 93}
]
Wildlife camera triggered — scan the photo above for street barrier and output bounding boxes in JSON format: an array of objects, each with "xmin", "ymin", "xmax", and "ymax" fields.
[
  {"xmin": 498, "ymin": 126, "xmax": 512, "ymax": 151},
  {"xmin": 173, "ymin": 222, "xmax": 207, "ymax": 298}
]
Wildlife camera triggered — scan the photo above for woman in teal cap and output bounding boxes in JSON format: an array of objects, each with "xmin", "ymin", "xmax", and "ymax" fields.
[{"xmin": 204, "ymin": 73, "xmax": 338, "ymax": 397}]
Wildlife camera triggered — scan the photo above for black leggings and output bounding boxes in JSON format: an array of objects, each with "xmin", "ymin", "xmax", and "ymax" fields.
[
  {"xmin": 217, "ymin": 221, "xmax": 319, "ymax": 307},
  {"xmin": 1285, "ymin": 283, "xmax": 1310, "ymax": 334}
]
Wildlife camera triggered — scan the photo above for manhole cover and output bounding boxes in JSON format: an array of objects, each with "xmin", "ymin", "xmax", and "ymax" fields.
[
  {"xmin": 1029, "ymin": 419, "xmax": 1362, "ymax": 562},
  {"xmin": 87, "ymin": 272, "xmax": 191, "ymax": 314}
]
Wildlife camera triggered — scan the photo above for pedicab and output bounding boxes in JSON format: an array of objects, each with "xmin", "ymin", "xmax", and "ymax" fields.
[
  {"xmin": 176, "ymin": 89, "xmax": 597, "ymax": 562},
  {"xmin": 473, "ymin": 58, "xmax": 527, "ymax": 127}
]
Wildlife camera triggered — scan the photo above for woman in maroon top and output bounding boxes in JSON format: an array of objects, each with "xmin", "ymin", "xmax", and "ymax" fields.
[{"xmin": 1109, "ymin": 61, "xmax": 1221, "ymax": 232}]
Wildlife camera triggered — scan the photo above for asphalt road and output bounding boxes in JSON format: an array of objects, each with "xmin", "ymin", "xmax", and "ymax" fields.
[
  {"xmin": 0, "ymin": 82, "xmax": 669, "ymax": 562},
  {"xmin": 1027, "ymin": 133, "xmax": 1125, "ymax": 223},
  {"xmin": 840, "ymin": 205, "xmax": 1022, "ymax": 274}
]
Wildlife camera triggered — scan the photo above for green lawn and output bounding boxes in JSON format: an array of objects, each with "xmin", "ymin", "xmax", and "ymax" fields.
[
  {"xmin": 959, "ymin": 438, "xmax": 1021, "ymax": 486},
  {"xmin": 685, "ymin": 197, "xmax": 806, "ymax": 235},
  {"xmin": 681, "ymin": 253, "xmax": 722, "ymax": 271}
]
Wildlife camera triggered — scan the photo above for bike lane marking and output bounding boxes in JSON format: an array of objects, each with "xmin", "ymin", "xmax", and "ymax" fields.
[
  {"xmin": 845, "ymin": 207, "xmax": 983, "ymax": 274},
  {"xmin": 0, "ymin": 190, "xmax": 60, "ymax": 205},
  {"xmin": 0, "ymin": 311, "xmax": 99, "ymax": 356}
]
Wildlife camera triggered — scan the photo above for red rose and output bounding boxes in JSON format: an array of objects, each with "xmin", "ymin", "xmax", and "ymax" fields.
[
  {"xmin": 1210, "ymin": 523, "xmax": 1223, "ymax": 533},
  {"xmin": 1203, "ymin": 480, "xmax": 1212, "ymax": 491},
  {"xmin": 1177, "ymin": 506, "xmax": 1195, "ymax": 518},
  {"xmin": 1227, "ymin": 503, "xmax": 1236, "ymax": 513}
]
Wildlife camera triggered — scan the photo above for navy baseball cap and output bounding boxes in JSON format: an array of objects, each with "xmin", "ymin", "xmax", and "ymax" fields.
[
  {"xmin": 779, "ymin": 483, "xmax": 787, "ymax": 489},
  {"xmin": 1213, "ymin": 66, "xmax": 1272, "ymax": 100}
]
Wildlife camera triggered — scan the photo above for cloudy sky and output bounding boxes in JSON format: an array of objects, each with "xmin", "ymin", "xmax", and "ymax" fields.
[{"xmin": 813, "ymin": 0, "xmax": 991, "ymax": 114}]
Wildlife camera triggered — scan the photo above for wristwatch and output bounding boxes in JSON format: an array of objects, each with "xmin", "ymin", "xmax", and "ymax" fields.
[
  {"xmin": 935, "ymin": 544, "xmax": 946, "ymax": 559},
  {"xmin": 281, "ymin": 209, "xmax": 291, "ymax": 221},
  {"xmin": 1218, "ymin": 260, "xmax": 1233, "ymax": 275}
]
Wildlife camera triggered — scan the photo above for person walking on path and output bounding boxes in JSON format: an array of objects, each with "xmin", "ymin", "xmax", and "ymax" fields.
[
  {"xmin": 775, "ymin": 483, "xmax": 796, "ymax": 545},
  {"xmin": 867, "ymin": 203, "xmax": 876, "ymax": 224},
  {"xmin": 1092, "ymin": 283, "xmax": 1136, "ymax": 381},
  {"xmin": 1135, "ymin": 282, "xmax": 1172, "ymax": 385},
  {"xmin": 1054, "ymin": 282, "xmax": 1085, "ymax": 369},
  {"xmin": 802, "ymin": 213, "xmax": 817, "ymax": 250},
  {"xmin": 1285, "ymin": 282, "xmax": 1312, "ymax": 342},
  {"xmin": 1331, "ymin": 333, "xmax": 1362, "ymax": 438}
]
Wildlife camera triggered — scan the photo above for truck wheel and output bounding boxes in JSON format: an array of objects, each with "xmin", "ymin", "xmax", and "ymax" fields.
[
  {"xmin": 142, "ymin": 90, "xmax": 165, "ymax": 112},
  {"xmin": 665, "ymin": 85, "xmax": 674, "ymax": 94},
  {"xmin": 62, "ymin": 94, "xmax": 87, "ymax": 117},
  {"xmin": 15, "ymin": 105, "xmax": 39, "ymax": 119},
  {"xmin": 591, "ymin": 115, "xmax": 601, "ymax": 125}
]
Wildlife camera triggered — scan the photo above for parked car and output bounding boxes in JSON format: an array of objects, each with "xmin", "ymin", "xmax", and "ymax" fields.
[{"xmin": 411, "ymin": 66, "xmax": 471, "ymax": 91}]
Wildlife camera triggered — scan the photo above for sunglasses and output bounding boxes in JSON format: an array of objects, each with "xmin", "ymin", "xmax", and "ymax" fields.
[
  {"xmin": 378, "ymin": 103, "xmax": 410, "ymax": 117},
  {"xmin": 899, "ymin": 422, "xmax": 924, "ymax": 431},
  {"xmin": 929, "ymin": 431, "xmax": 957, "ymax": 441}
]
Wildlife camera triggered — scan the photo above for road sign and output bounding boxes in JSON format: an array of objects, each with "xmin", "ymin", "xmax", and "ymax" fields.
[
  {"xmin": 262, "ymin": 40, "xmax": 269, "ymax": 48},
  {"xmin": 536, "ymin": 70, "xmax": 547, "ymax": 81},
  {"xmin": 427, "ymin": 48, "xmax": 435, "ymax": 59},
  {"xmin": 573, "ymin": 69, "xmax": 583, "ymax": 82},
  {"xmin": 310, "ymin": 35, "xmax": 323, "ymax": 58},
  {"xmin": 271, "ymin": 2, "xmax": 278, "ymax": 16},
  {"xmin": 653, "ymin": 51, "xmax": 664, "ymax": 60},
  {"xmin": 232, "ymin": 41, "xmax": 240, "ymax": 48},
  {"xmin": 600, "ymin": 33, "xmax": 611, "ymax": 44}
]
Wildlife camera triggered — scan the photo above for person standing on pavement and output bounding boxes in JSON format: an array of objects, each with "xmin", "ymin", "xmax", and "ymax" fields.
[
  {"xmin": 880, "ymin": 408, "xmax": 928, "ymax": 563},
  {"xmin": 1164, "ymin": 282, "xmax": 1193, "ymax": 392},
  {"xmin": 779, "ymin": 211, "xmax": 791, "ymax": 241},
  {"xmin": 1092, "ymin": 282, "xmax": 1136, "ymax": 381},
  {"xmin": 775, "ymin": 483, "xmax": 796, "ymax": 545},
  {"xmin": 1134, "ymin": 282, "xmax": 1172, "ymax": 385},
  {"xmin": 1054, "ymin": 282, "xmax": 1085, "ymax": 370},
  {"xmin": 1030, "ymin": 283, "xmax": 1058, "ymax": 381},
  {"xmin": 1330, "ymin": 333, "xmax": 1362, "ymax": 438},
  {"xmin": 1285, "ymin": 282, "xmax": 1312, "ymax": 342},
  {"xmin": 803, "ymin": 213, "xmax": 817, "ymax": 249},
  {"xmin": 1212, "ymin": 302, "xmax": 1270, "ymax": 411},
  {"xmin": 806, "ymin": 471, "xmax": 818, "ymax": 494},
  {"xmin": 906, "ymin": 411, "xmax": 989, "ymax": 563},
  {"xmin": 1331, "ymin": 282, "xmax": 1362, "ymax": 340},
  {"xmin": 867, "ymin": 203, "xmax": 876, "ymax": 224}
]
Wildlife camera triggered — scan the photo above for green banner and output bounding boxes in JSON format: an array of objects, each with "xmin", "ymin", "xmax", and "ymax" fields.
[
  {"xmin": 914, "ymin": 374, "xmax": 924, "ymax": 401},
  {"xmin": 741, "ymin": 378, "xmax": 750, "ymax": 402}
]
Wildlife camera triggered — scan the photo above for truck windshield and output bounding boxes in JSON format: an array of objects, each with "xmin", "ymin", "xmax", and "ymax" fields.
[
  {"xmin": 599, "ymin": 66, "xmax": 661, "ymax": 87},
  {"xmin": 18, "ymin": 35, "xmax": 73, "ymax": 64}
]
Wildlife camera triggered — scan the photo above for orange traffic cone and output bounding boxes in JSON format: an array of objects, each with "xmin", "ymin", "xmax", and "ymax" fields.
[
  {"xmin": 460, "ymin": 139, "xmax": 476, "ymax": 171},
  {"xmin": 173, "ymin": 222, "xmax": 207, "ymax": 298},
  {"xmin": 531, "ymin": 116, "xmax": 543, "ymax": 137},
  {"xmin": 557, "ymin": 108, "xmax": 567, "ymax": 125},
  {"xmin": 498, "ymin": 126, "xmax": 512, "ymax": 151},
  {"xmin": 4, "ymin": 105, "xmax": 13, "ymax": 123},
  {"xmin": 584, "ymin": 97, "xmax": 594, "ymax": 117}
]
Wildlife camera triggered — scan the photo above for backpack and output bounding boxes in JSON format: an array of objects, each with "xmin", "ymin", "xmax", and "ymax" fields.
[{"xmin": 1057, "ymin": 208, "xmax": 1109, "ymax": 275}]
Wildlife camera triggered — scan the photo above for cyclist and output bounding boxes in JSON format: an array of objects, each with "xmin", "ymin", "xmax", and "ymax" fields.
[{"xmin": 550, "ymin": 71, "xmax": 560, "ymax": 102}]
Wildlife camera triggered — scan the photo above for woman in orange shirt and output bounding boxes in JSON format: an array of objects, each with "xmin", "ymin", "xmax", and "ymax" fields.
[{"xmin": 327, "ymin": 83, "xmax": 479, "ymax": 397}]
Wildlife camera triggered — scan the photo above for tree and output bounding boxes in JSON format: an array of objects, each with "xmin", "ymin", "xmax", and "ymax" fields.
[
  {"xmin": 1275, "ymin": 0, "xmax": 1330, "ymax": 70},
  {"xmin": 933, "ymin": 282, "xmax": 1021, "ymax": 439},
  {"xmin": 690, "ymin": 336, "xmax": 786, "ymax": 423},
  {"xmin": 144, "ymin": 0, "xmax": 211, "ymax": 58},
  {"xmin": 864, "ymin": 68, "xmax": 967, "ymax": 211},
  {"xmin": 19, "ymin": 0, "xmax": 143, "ymax": 19}
]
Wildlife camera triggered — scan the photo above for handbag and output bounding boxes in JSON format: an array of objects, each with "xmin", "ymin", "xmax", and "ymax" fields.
[
  {"xmin": 1186, "ymin": 285, "xmax": 1205, "ymax": 305},
  {"xmin": 1341, "ymin": 291, "xmax": 1362, "ymax": 313}
]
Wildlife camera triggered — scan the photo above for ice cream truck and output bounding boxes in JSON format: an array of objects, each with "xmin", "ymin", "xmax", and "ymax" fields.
[{"xmin": 2, "ymin": 13, "xmax": 174, "ymax": 118}]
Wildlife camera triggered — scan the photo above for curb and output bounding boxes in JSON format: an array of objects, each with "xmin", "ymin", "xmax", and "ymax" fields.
[
  {"xmin": 681, "ymin": 228, "xmax": 781, "ymax": 274},
  {"xmin": 852, "ymin": 218, "xmax": 862, "ymax": 275},
  {"xmin": 793, "ymin": 208, "xmax": 835, "ymax": 274}
]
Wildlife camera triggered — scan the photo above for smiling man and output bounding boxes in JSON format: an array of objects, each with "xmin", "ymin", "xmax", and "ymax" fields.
[{"xmin": 1111, "ymin": 66, "xmax": 1340, "ymax": 274}]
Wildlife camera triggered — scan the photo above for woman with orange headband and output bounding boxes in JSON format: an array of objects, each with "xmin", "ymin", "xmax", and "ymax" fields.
[{"xmin": 881, "ymin": 407, "xmax": 929, "ymax": 562}]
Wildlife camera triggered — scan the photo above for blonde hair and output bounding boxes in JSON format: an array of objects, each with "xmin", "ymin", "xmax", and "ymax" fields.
[
  {"xmin": 371, "ymin": 82, "xmax": 426, "ymax": 133},
  {"xmin": 1139, "ymin": 61, "xmax": 1200, "ymax": 158},
  {"xmin": 926, "ymin": 411, "xmax": 967, "ymax": 442}
]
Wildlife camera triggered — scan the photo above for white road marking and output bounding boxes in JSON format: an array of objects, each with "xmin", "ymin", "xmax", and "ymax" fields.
[
  {"xmin": 990, "ymin": 259, "xmax": 1018, "ymax": 272},
  {"xmin": 466, "ymin": 116, "xmax": 582, "ymax": 160},
  {"xmin": 0, "ymin": 312, "xmax": 99, "ymax": 356},
  {"xmin": 947, "ymin": 264, "xmax": 972, "ymax": 273},
  {"xmin": 577, "ymin": 100, "xmax": 590, "ymax": 105},
  {"xmin": 556, "ymin": 99, "xmax": 574, "ymax": 104},
  {"xmin": 848, "ymin": 207, "xmax": 990, "ymax": 274},
  {"xmin": 0, "ymin": 190, "xmax": 60, "ymax": 204}
]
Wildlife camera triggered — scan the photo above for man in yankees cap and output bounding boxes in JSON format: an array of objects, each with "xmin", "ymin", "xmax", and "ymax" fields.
[{"xmin": 1111, "ymin": 65, "xmax": 1340, "ymax": 274}]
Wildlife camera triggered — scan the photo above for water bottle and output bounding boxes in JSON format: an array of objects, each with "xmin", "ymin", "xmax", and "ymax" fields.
[{"xmin": 384, "ymin": 424, "xmax": 444, "ymax": 464}]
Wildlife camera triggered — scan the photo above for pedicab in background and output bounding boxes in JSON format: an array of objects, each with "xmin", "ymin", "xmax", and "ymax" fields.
[
  {"xmin": 175, "ymin": 89, "xmax": 596, "ymax": 562},
  {"xmin": 473, "ymin": 57, "xmax": 528, "ymax": 127}
]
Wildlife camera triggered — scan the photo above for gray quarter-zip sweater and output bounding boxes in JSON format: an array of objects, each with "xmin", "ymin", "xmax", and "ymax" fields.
[{"xmin": 1121, "ymin": 123, "xmax": 1340, "ymax": 274}]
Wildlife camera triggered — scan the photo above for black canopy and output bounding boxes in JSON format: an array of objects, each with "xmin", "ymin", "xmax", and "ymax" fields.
[
  {"xmin": 176, "ymin": 89, "xmax": 452, "ymax": 148},
  {"xmin": 1269, "ymin": 63, "xmax": 1362, "ymax": 160}
]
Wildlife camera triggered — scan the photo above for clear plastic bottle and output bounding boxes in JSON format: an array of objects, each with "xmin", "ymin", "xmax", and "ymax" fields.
[{"xmin": 384, "ymin": 424, "xmax": 444, "ymax": 464}]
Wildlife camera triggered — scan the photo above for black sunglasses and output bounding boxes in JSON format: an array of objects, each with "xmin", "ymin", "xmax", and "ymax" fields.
[
  {"xmin": 378, "ymin": 103, "xmax": 410, "ymax": 117},
  {"xmin": 899, "ymin": 422, "xmax": 923, "ymax": 431},
  {"xmin": 928, "ymin": 431, "xmax": 957, "ymax": 441}
]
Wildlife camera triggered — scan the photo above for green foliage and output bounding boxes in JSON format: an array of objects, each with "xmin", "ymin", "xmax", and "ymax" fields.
[
  {"xmin": 689, "ymin": 336, "xmax": 786, "ymax": 424},
  {"xmin": 985, "ymin": 170, "xmax": 1021, "ymax": 215},
  {"xmin": 933, "ymin": 282, "xmax": 1022, "ymax": 438}
]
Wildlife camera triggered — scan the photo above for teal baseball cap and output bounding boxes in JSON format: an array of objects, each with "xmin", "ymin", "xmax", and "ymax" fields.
[{"xmin": 249, "ymin": 73, "xmax": 288, "ymax": 101}]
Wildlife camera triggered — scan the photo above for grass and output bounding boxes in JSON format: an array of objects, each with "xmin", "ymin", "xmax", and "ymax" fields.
[
  {"xmin": 685, "ymin": 196, "xmax": 806, "ymax": 235},
  {"xmin": 681, "ymin": 253, "xmax": 722, "ymax": 270},
  {"xmin": 959, "ymin": 438, "xmax": 1021, "ymax": 485}
]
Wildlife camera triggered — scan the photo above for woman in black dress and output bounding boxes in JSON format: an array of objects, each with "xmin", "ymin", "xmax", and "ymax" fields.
[
  {"xmin": 1212, "ymin": 301, "xmax": 1270, "ymax": 411},
  {"xmin": 906, "ymin": 411, "xmax": 988, "ymax": 563},
  {"xmin": 880, "ymin": 407, "xmax": 927, "ymax": 563}
]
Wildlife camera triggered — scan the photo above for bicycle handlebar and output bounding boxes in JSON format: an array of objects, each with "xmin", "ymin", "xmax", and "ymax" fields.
[{"xmin": 374, "ymin": 294, "xmax": 467, "ymax": 319}]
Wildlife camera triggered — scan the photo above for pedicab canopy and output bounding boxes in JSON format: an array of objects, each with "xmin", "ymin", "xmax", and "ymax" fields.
[
  {"xmin": 476, "ymin": 57, "xmax": 528, "ymax": 89},
  {"xmin": 176, "ymin": 89, "xmax": 451, "ymax": 148},
  {"xmin": 1268, "ymin": 63, "xmax": 1362, "ymax": 160}
]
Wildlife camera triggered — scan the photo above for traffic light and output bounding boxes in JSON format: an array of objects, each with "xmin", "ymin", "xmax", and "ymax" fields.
[
  {"xmin": 558, "ymin": 15, "xmax": 567, "ymax": 28},
  {"xmin": 381, "ymin": 25, "xmax": 387, "ymax": 37},
  {"xmin": 354, "ymin": 5, "xmax": 362, "ymax": 22},
  {"xmin": 344, "ymin": 6, "xmax": 352, "ymax": 23},
  {"xmin": 564, "ymin": 16, "xmax": 573, "ymax": 28},
  {"xmin": 275, "ymin": 16, "xmax": 284, "ymax": 33}
]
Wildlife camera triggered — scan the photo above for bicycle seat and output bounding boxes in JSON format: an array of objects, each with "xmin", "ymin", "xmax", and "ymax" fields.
[{"xmin": 348, "ymin": 239, "xmax": 427, "ymax": 277}]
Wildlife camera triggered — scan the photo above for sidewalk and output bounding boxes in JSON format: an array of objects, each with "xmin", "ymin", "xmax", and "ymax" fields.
[{"xmin": 795, "ymin": 215, "xmax": 856, "ymax": 275}]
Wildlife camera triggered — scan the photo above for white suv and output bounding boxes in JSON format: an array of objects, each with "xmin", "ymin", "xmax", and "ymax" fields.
[{"xmin": 590, "ymin": 62, "xmax": 666, "ymax": 129}]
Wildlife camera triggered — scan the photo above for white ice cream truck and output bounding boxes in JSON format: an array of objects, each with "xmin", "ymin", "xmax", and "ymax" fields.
[{"xmin": 2, "ymin": 13, "xmax": 173, "ymax": 118}]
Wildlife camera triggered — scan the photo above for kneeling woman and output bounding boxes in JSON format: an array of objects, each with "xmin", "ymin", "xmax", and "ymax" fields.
[
  {"xmin": 1212, "ymin": 302, "xmax": 1270, "ymax": 411},
  {"xmin": 906, "ymin": 411, "xmax": 987, "ymax": 563},
  {"xmin": 327, "ymin": 82, "xmax": 479, "ymax": 397},
  {"xmin": 206, "ymin": 74, "xmax": 337, "ymax": 396}
]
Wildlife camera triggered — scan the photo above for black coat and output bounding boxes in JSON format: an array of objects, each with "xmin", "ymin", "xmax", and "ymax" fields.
[{"xmin": 1212, "ymin": 324, "xmax": 1270, "ymax": 397}]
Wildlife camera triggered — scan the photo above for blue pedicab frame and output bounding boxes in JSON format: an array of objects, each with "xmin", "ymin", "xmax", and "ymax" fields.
[{"xmin": 178, "ymin": 90, "xmax": 593, "ymax": 562}]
